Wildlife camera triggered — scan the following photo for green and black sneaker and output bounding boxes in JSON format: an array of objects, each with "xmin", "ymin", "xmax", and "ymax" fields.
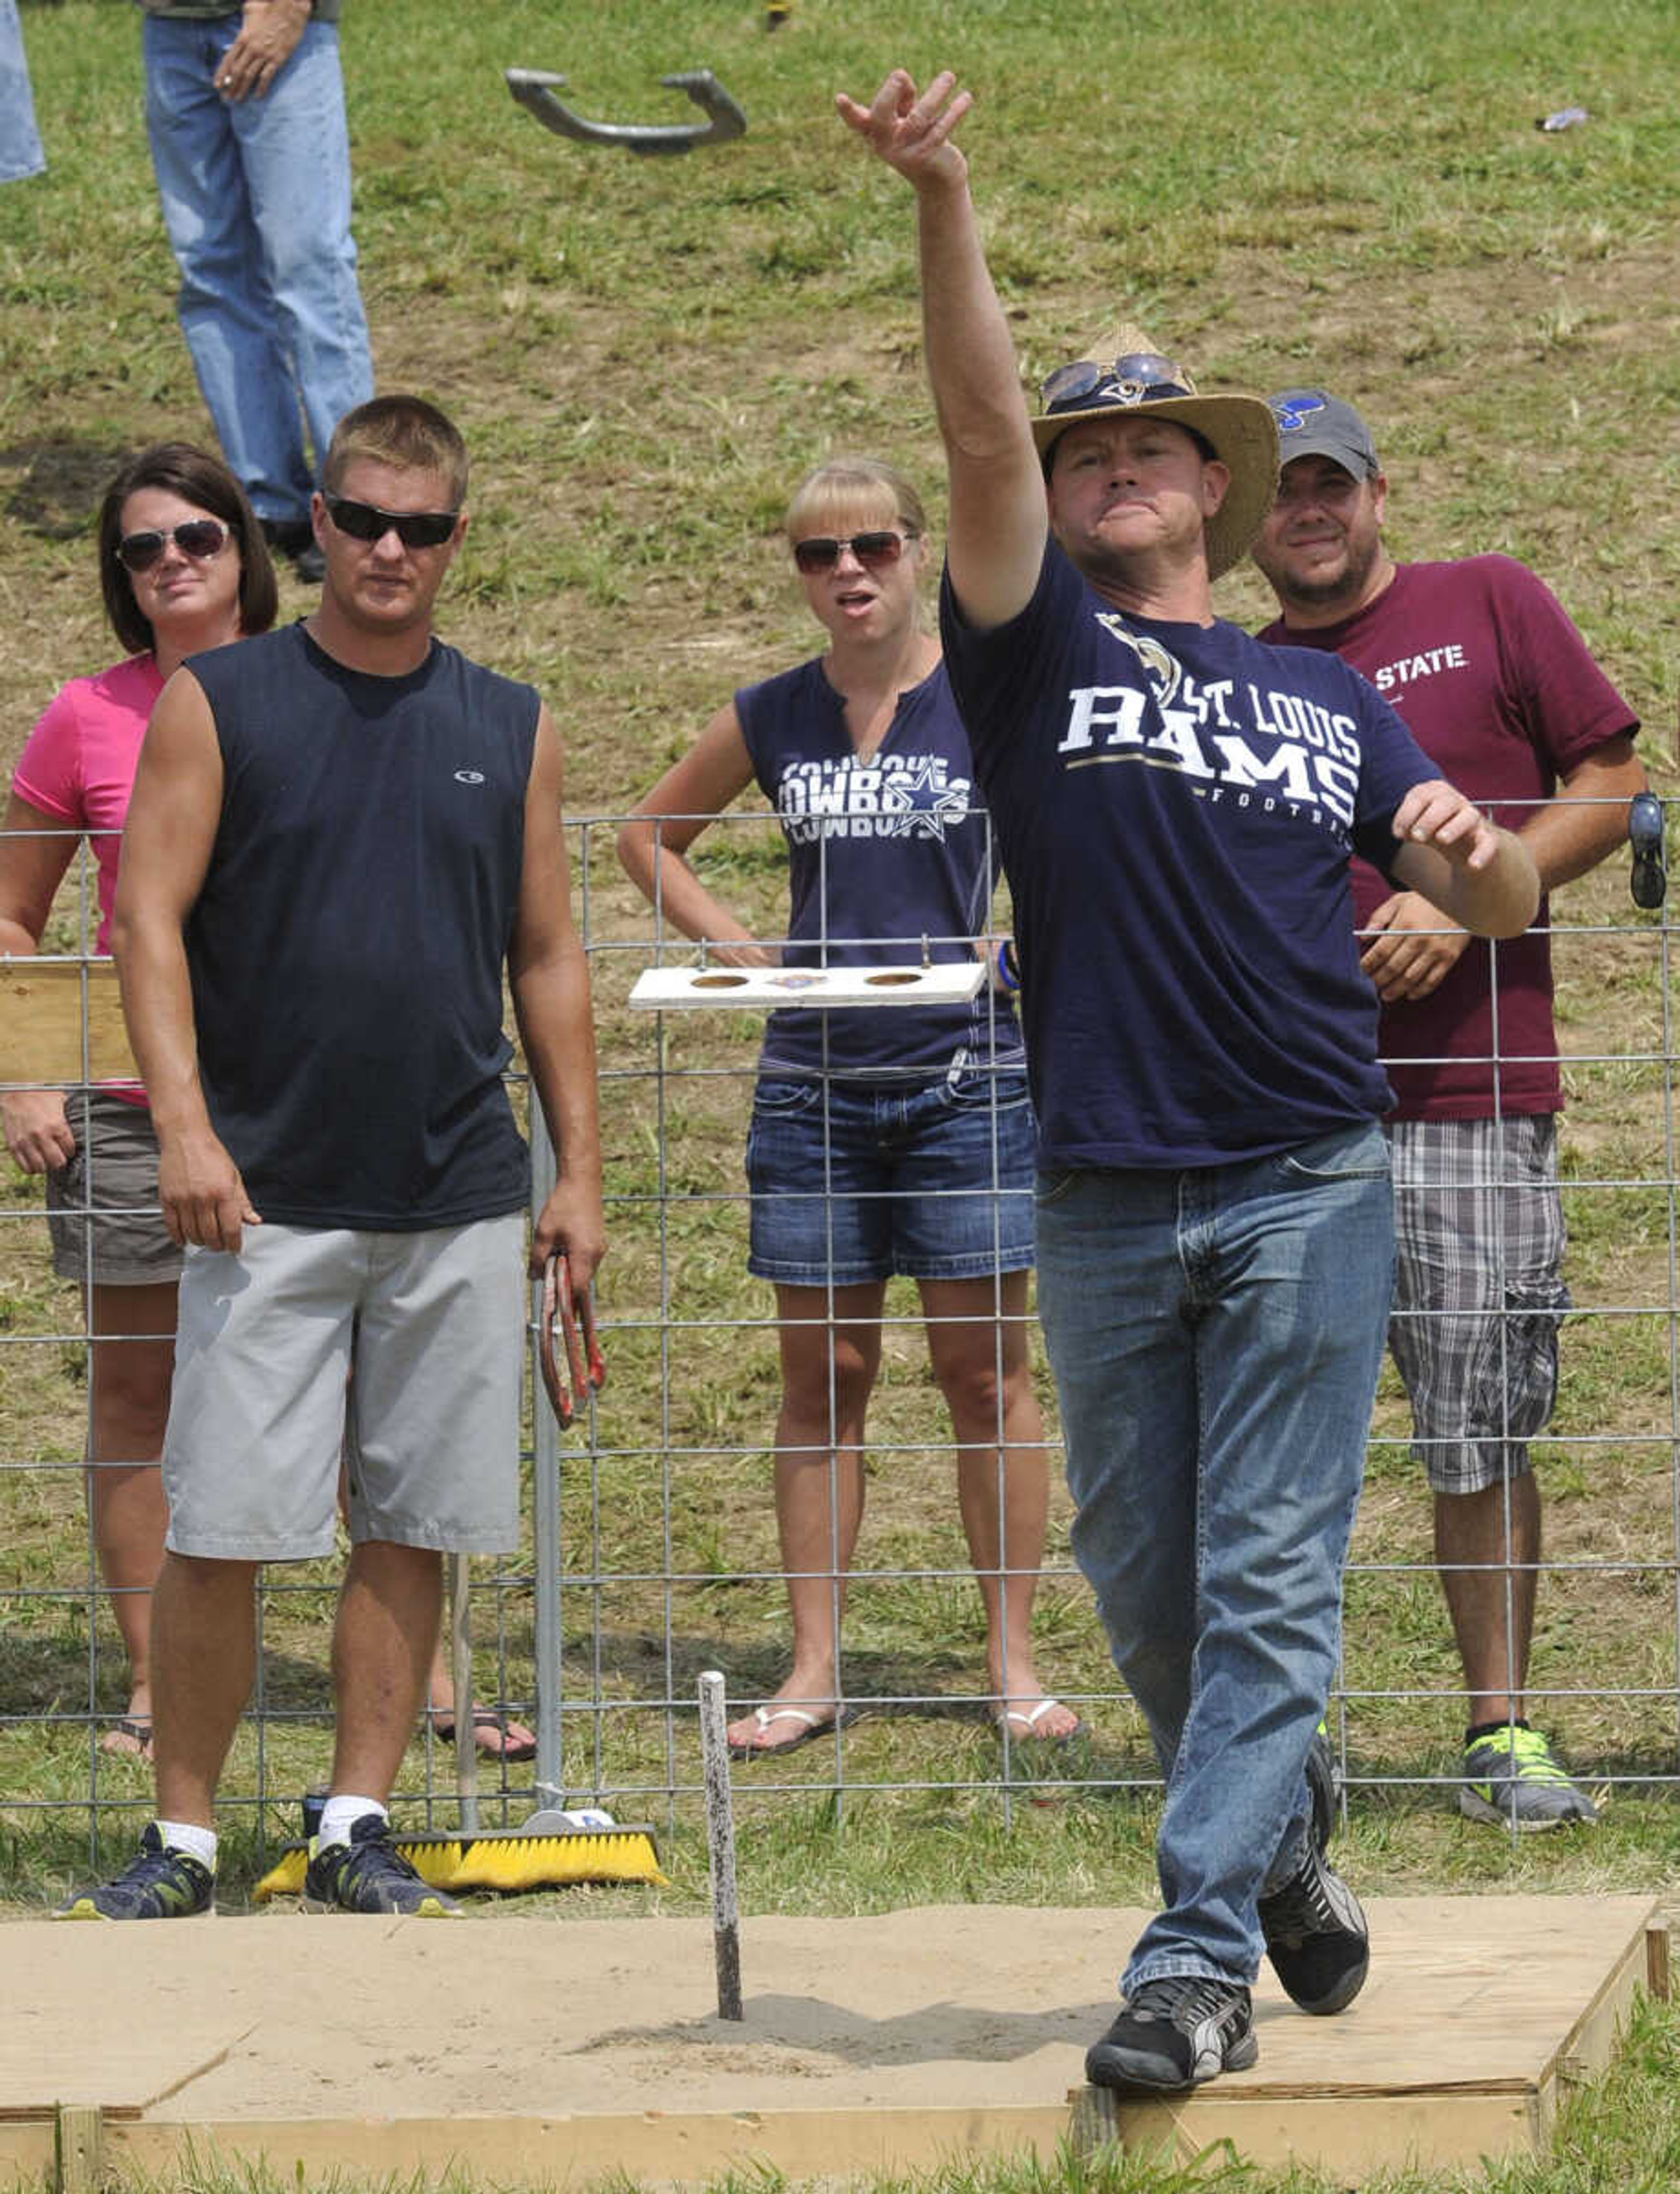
[
  {"xmin": 55, "ymin": 1822, "xmax": 214, "ymax": 1920},
  {"xmin": 1460, "ymin": 1724, "xmax": 1598, "ymax": 1831},
  {"xmin": 303, "ymin": 1813, "xmax": 461, "ymax": 1916}
]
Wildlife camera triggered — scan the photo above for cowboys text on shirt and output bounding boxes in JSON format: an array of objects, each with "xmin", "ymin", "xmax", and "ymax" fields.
[{"xmin": 774, "ymin": 753, "xmax": 974, "ymax": 845}]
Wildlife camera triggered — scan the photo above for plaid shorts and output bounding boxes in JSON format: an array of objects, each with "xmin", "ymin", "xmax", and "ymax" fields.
[{"xmin": 1386, "ymin": 1115, "xmax": 1568, "ymax": 1496}]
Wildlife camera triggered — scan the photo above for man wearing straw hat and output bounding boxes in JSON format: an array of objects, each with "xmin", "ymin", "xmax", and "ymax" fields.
[{"xmin": 839, "ymin": 68, "xmax": 1540, "ymax": 2094}]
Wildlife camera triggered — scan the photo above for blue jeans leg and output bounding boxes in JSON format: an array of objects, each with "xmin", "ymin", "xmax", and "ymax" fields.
[
  {"xmin": 1035, "ymin": 1124, "xmax": 1393, "ymax": 1991},
  {"xmin": 143, "ymin": 17, "xmax": 372, "ymax": 522},
  {"xmin": 0, "ymin": 0, "xmax": 46, "ymax": 184}
]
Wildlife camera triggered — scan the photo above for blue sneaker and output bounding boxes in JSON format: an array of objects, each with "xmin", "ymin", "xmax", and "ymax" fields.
[
  {"xmin": 55, "ymin": 1823, "xmax": 214, "ymax": 1921},
  {"xmin": 303, "ymin": 1813, "xmax": 461, "ymax": 1916}
]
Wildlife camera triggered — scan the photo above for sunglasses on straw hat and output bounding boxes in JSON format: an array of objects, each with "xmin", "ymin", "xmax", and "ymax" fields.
[{"xmin": 1039, "ymin": 352, "xmax": 1195, "ymax": 417}]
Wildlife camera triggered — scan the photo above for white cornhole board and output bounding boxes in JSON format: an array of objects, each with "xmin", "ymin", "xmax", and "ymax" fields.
[{"xmin": 629, "ymin": 963, "xmax": 986, "ymax": 1011}]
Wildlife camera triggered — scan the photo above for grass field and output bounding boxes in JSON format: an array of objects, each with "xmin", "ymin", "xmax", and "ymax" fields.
[{"xmin": 4, "ymin": 1, "xmax": 1680, "ymax": 2187}]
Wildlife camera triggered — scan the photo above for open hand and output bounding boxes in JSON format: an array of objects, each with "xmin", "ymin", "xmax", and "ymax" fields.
[{"xmin": 835, "ymin": 68, "xmax": 973, "ymax": 188}]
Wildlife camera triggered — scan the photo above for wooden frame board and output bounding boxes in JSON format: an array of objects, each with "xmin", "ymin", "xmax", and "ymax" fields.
[{"xmin": 0, "ymin": 1897, "xmax": 1663, "ymax": 2187}]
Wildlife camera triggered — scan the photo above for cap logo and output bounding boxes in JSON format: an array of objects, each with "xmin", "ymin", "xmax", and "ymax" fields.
[{"xmin": 1270, "ymin": 393, "xmax": 1326, "ymax": 435}]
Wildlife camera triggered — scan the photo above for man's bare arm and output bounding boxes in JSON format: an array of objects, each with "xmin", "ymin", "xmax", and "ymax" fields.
[
  {"xmin": 110, "ymin": 669, "xmax": 259, "ymax": 1250},
  {"xmin": 836, "ymin": 69, "xmax": 1045, "ymax": 630},
  {"xmin": 1363, "ymin": 733, "xmax": 1646, "ymax": 1002},
  {"xmin": 1521, "ymin": 733, "xmax": 1647, "ymax": 890},
  {"xmin": 508, "ymin": 706, "xmax": 606, "ymax": 1287},
  {"xmin": 1388, "ymin": 779, "xmax": 1539, "ymax": 939}
]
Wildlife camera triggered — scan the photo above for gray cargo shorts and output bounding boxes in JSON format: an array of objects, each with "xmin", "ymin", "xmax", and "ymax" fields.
[
  {"xmin": 45, "ymin": 1090, "xmax": 184, "ymax": 1287},
  {"xmin": 162, "ymin": 1213, "xmax": 526, "ymax": 1561}
]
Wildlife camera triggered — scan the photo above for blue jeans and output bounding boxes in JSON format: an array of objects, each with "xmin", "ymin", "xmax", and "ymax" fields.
[
  {"xmin": 1033, "ymin": 1123, "xmax": 1393, "ymax": 1993},
  {"xmin": 143, "ymin": 14, "xmax": 373, "ymax": 524},
  {"xmin": 0, "ymin": 0, "xmax": 46, "ymax": 184}
]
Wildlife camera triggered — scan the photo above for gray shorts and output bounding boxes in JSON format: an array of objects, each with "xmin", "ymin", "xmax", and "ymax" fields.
[
  {"xmin": 45, "ymin": 1091, "xmax": 184, "ymax": 1288},
  {"xmin": 1386, "ymin": 1116, "xmax": 1568, "ymax": 1496},
  {"xmin": 163, "ymin": 1213, "xmax": 526, "ymax": 1561}
]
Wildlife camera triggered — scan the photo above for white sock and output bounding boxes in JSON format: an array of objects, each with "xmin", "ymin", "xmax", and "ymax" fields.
[
  {"xmin": 317, "ymin": 1795, "xmax": 387, "ymax": 1848},
  {"xmin": 156, "ymin": 1819, "xmax": 217, "ymax": 1871}
]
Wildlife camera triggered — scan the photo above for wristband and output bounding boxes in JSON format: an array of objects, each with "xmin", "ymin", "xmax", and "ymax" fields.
[{"xmin": 996, "ymin": 939, "xmax": 1021, "ymax": 992}]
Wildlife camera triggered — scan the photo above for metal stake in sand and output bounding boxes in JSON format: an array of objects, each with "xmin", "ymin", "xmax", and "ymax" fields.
[
  {"xmin": 449, "ymin": 1553, "xmax": 479, "ymax": 1836},
  {"xmin": 698, "ymin": 1670, "xmax": 742, "ymax": 2019}
]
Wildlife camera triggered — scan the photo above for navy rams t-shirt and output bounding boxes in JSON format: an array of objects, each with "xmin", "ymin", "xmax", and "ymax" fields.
[
  {"xmin": 736, "ymin": 656, "xmax": 1023, "ymax": 1079},
  {"xmin": 941, "ymin": 542, "xmax": 1439, "ymax": 1168}
]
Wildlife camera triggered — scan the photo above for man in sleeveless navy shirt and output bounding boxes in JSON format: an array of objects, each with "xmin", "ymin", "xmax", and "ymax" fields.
[
  {"xmin": 839, "ymin": 70, "xmax": 1539, "ymax": 2092},
  {"xmin": 60, "ymin": 396, "xmax": 605, "ymax": 1921}
]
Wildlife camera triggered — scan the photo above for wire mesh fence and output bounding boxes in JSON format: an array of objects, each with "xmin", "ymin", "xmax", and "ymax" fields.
[{"xmin": 1, "ymin": 798, "xmax": 1675, "ymax": 1868}]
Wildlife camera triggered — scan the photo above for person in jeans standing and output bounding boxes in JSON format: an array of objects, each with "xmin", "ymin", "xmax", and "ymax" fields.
[
  {"xmin": 838, "ymin": 66, "xmax": 1540, "ymax": 2096},
  {"xmin": 1, "ymin": 0, "xmax": 46, "ymax": 183},
  {"xmin": 134, "ymin": 0, "xmax": 373, "ymax": 581}
]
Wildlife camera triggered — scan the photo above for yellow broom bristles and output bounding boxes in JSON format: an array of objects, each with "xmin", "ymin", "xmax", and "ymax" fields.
[
  {"xmin": 449, "ymin": 1830, "xmax": 664, "ymax": 1892},
  {"xmin": 252, "ymin": 1825, "xmax": 663, "ymax": 1903}
]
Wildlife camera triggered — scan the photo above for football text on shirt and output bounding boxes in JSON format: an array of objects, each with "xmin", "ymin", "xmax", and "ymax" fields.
[{"xmin": 1052, "ymin": 625, "xmax": 1362, "ymax": 835}]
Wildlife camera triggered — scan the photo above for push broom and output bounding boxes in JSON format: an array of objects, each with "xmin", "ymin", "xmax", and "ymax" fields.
[{"xmin": 255, "ymin": 1258, "xmax": 663, "ymax": 1902}]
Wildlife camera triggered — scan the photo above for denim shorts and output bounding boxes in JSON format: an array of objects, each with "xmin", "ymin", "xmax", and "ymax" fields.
[{"xmin": 746, "ymin": 1065, "xmax": 1036, "ymax": 1286}]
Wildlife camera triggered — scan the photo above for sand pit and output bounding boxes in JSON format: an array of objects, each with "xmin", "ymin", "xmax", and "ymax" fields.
[{"xmin": 2, "ymin": 1896, "xmax": 1662, "ymax": 2185}]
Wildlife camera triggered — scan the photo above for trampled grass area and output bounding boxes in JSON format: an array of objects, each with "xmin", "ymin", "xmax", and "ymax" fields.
[{"xmin": 5, "ymin": 3, "xmax": 1680, "ymax": 2187}]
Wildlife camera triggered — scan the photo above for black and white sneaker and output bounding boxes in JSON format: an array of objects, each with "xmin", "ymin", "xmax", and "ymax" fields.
[
  {"xmin": 1085, "ymin": 1975, "xmax": 1257, "ymax": 2093},
  {"xmin": 1257, "ymin": 1837, "xmax": 1368, "ymax": 2014},
  {"xmin": 1306, "ymin": 1721, "xmax": 1340, "ymax": 1854}
]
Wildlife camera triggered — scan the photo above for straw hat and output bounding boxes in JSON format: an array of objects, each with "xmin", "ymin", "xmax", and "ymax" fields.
[{"xmin": 1030, "ymin": 326, "xmax": 1280, "ymax": 580}]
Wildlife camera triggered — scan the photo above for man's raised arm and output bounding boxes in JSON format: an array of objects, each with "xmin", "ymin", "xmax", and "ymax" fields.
[
  {"xmin": 110, "ymin": 670, "xmax": 259, "ymax": 1252},
  {"xmin": 836, "ymin": 69, "xmax": 1045, "ymax": 630}
]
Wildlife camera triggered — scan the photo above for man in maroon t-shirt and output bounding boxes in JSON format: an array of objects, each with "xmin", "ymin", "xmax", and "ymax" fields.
[{"xmin": 1252, "ymin": 390, "xmax": 1645, "ymax": 1831}]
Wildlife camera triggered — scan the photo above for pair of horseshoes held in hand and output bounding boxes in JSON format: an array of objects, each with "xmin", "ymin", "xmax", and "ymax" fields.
[{"xmin": 538, "ymin": 1251, "xmax": 605, "ymax": 1428}]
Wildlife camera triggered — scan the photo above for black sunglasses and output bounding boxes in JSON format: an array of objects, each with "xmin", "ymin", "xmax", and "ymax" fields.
[
  {"xmin": 1630, "ymin": 791, "xmax": 1666, "ymax": 912},
  {"xmin": 792, "ymin": 529, "xmax": 913, "ymax": 575},
  {"xmin": 1040, "ymin": 352, "xmax": 1194, "ymax": 417},
  {"xmin": 323, "ymin": 493, "xmax": 459, "ymax": 549},
  {"xmin": 115, "ymin": 518, "xmax": 231, "ymax": 573}
]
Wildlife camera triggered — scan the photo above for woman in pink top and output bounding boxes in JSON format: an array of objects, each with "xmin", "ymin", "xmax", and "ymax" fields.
[{"xmin": 2, "ymin": 443, "xmax": 276, "ymax": 1758}]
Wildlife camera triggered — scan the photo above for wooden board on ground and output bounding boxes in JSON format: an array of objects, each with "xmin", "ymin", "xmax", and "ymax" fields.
[
  {"xmin": 0, "ymin": 960, "xmax": 135, "ymax": 1083},
  {"xmin": 0, "ymin": 1897, "xmax": 1660, "ymax": 2185}
]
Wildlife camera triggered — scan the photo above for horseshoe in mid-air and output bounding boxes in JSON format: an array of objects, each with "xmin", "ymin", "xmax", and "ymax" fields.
[{"xmin": 505, "ymin": 68, "xmax": 747, "ymax": 157}]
